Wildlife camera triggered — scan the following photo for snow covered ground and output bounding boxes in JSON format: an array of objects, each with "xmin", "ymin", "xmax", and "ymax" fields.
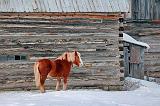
[{"xmin": 0, "ymin": 78, "xmax": 160, "ymax": 106}]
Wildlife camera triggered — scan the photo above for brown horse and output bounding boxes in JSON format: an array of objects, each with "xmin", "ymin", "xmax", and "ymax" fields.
[{"xmin": 33, "ymin": 51, "xmax": 83, "ymax": 93}]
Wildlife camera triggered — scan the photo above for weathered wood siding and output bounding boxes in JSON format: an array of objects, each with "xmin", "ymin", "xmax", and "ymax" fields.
[
  {"xmin": 123, "ymin": 42, "xmax": 145, "ymax": 79},
  {"xmin": 125, "ymin": 22, "xmax": 160, "ymax": 78},
  {"xmin": 132, "ymin": 0, "xmax": 160, "ymax": 20},
  {"xmin": 0, "ymin": 17, "xmax": 123, "ymax": 91},
  {"xmin": 129, "ymin": 45, "xmax": 144, "ymax": 79}
]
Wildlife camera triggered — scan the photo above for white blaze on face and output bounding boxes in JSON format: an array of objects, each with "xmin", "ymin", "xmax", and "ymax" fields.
[{"xmin": 77, "ymin": 52, "xmax": 83, "ymax": 66}]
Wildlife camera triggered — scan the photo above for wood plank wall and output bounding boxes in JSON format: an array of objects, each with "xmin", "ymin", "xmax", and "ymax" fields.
[
  {"xmin": 0, "ymin": 16, "xmax": 123, "ymax": 91},
  {"xmin": 125, "ymin": 22, "xmax": 160, "ymax": 78},
  {"xmin": 132, "ymin": 0, "xmax": 160, "ymax": 20}
]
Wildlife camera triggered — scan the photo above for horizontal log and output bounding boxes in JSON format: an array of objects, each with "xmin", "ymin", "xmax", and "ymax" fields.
[{"xmin": 0, "ymin": 12, "xmax": 121, "ymax": 20}]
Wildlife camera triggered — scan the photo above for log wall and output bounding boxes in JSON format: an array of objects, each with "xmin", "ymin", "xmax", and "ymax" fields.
[{"xmin": 0, "ymin": 17, "xmax": 123, "ymax": 91}]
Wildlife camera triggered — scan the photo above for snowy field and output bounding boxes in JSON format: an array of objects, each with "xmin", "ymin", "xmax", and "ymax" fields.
[{"xmin": 0, "ymin": 78, "xmax": 160, "ymax": 106}]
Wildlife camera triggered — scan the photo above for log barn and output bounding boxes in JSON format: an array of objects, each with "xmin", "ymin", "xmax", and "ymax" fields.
[{"xmin": 0, "ymin": 0, "xmax": 129, "ymax": 91}]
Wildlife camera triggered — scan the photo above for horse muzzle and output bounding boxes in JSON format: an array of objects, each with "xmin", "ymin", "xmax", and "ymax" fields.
[{"xmin": 79, "ymin": 61, "xmax": 84, "ymax": 67}]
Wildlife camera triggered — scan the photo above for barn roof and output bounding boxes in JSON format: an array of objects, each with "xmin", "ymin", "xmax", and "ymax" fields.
[
  {"xmin": 123, "ymin": 33, "xmax": 150, "ymax": 49},
  {"xmin": 0, "ymin": 0, "xmax": 129, "ymax": 13}
]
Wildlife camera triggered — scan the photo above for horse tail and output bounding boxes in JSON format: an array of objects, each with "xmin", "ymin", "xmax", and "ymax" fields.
[{"xmin": 34, "ymin": 62, "xmax": 40, "ymax": 87}]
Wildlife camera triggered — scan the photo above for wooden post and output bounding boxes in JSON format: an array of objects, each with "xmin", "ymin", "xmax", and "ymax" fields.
[
  {"xmin": 119, "ymin": 15, "xmax": 124, "ymax": 81},
  {"xmin": 140, "ymin": 47, "xmax": 145, "ymax": 79},
  {"xmin": 124, "ymin": 42, "xmax": 130, "ymax": 77}
]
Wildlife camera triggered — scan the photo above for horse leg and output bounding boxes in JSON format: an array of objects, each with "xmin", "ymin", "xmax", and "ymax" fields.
[
  {"xmin": 39, "ymin": 76, "xmax": 47, "ymax": 93},
  {"xmin": 39, "ymin": 84, "xmax": 45, "ymax": 93},
  {"xmin": 63, "ymin": 77, "xmax": 68, "ymax": 90},
  {"xmin": 55, "ymin": 78, "xmax": 61, "ymax": 91}
]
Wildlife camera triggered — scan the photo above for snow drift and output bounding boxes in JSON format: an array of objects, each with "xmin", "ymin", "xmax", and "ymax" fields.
[{"xmin": 0, "ymin": 77, "xmax": 160, "ymax": 106}]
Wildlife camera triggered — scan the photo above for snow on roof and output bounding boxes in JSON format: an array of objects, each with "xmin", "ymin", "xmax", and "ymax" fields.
[{"xmin": 123, "ymin": 33, "xmax": 150, "ymax": 49}]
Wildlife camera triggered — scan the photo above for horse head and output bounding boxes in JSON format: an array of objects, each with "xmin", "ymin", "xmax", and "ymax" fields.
[
  {"xmin": 72, "ymin": 51, "xmax": 83, "ymax": 67},
  {"xmin": 57, "ymin": 51, "xmax": 83, "ymax": 67}
]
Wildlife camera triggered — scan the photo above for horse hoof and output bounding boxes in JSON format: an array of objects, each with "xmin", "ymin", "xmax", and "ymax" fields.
[{"xmin": 40, "ymin": 90, "xmax": 45, "ymax": 93}]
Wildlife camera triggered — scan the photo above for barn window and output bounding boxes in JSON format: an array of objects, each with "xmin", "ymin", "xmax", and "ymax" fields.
[
  {"xmin": 21, "ymin": 55, "xmax": 27, "ymax": 60},
  {"xmin": 0, "ymin": 55, "xmax": 27, "ymax": 61},
  {"xmin": 7, "ymin": 55, "xmax": 15, "ymax": 60},
  {"xmin": 15, "ymin": 55, "xmax": 21, "ymax": 60},
  {"xmin": 0, "ymin": 55, "xmax": 7, "ymax": 61}
]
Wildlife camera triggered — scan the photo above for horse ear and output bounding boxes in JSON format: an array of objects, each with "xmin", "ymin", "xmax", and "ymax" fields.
[
  {"xmin": 74, "ymin": 50, "xmax": 78, "ymax": 56},
  {"xmin": 65, "ymin": 53, "xmax": 68, "ymax": 60}
]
